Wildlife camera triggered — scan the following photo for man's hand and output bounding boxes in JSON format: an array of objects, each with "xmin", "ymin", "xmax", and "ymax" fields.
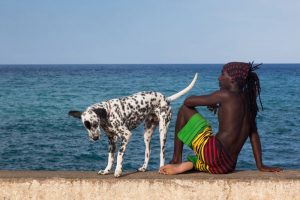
[
  {"xmin": 250, "ymin": 131, "xmax": 283, "ymax": 173},
  {"xmin": 207, "ymin": 104, "xmax": 218, "ymax": 114},
  {"xmin": 258, "ymin": 165, "xmax": 283, "ymax": 172}
]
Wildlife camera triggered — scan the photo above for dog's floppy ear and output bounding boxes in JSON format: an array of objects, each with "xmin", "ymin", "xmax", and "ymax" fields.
[
  {"xmin": 68, "ymin": 111, "xmax": 82, "ymax": 119},
  {"xmin": 93, "ymin": 108, "xmax": 107, "ymax": 119}
]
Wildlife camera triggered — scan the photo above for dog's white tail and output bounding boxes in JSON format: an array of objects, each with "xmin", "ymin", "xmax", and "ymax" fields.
[{"xmin": 166, "ymin": 73, "xmax": 198, "ymax": 102}]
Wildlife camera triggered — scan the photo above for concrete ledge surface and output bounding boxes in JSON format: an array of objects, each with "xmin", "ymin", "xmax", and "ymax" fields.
[{"xmin": 0, "ymin": 170, "xmax": 299, "ymax": 200}]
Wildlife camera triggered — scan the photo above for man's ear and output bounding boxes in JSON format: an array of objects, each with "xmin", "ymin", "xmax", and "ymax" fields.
[
  {"xmin": 68, "ymin": 111, "xmax": 82, "ymax": 119},
  {"xmin": 229, "ymin": 76, "xmax": 235, "ymax": 84},
  {"xmin": 93, "ymin": 108, "xmax": 107, "ymax": 119}
]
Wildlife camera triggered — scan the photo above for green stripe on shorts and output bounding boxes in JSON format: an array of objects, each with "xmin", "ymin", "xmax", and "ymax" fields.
[{"xmin": 178, "ymin": 113, "xmax": 210, "ymax": 148}]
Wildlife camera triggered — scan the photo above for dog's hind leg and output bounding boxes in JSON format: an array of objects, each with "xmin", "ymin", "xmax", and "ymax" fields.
[
  {"xmin": 98, "ymin": 136, "xmax": 117, "ymax": 175},
  {"xmin": 138, "ymin": 116, "xmax": 158, "ymax": 172}
]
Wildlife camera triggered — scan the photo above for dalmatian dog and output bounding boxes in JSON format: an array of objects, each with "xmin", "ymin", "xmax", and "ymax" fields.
[{"xmin": 69, "ymin": 73, "xmax": 198, "ymax": 177}]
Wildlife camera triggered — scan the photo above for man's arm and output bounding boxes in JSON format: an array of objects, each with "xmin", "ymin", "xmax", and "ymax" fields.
[
  {"xmin": 184, "ymin": 91, "xmax": 225, "ymax": 108},
  {"xmin": 249, "ymin": 124, "xmax": 282, "ymax": 172}
]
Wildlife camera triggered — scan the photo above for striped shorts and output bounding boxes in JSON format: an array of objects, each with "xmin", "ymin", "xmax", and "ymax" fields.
[{"xmin": 178, "ymin": 113, "xmax": 236, "ymax": 174}]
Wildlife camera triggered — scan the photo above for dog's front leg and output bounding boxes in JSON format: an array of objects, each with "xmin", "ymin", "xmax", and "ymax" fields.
[
  {"xmin": 98, "ymin": 136, "xmax": 117, "ymax": 175},
  {"xmin": 114, "ymin": 129, "xmax": 132, "ymax": 177}
]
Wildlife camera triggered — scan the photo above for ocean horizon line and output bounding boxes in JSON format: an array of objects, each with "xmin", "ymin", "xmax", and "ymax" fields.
[{"xmin": 0, "ymin": 63, "xmax": 300, "ymax": 66}]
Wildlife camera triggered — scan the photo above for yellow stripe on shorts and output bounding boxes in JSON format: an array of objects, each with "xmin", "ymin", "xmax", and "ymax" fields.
[{"xmin": 191, "ymin": 127, "xmax": 212, "ymax": 172}]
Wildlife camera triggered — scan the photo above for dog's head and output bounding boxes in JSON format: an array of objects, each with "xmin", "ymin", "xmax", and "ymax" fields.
[{"xmin": 69, "ymin": 108, "xmax": 107, "ymax": 141}]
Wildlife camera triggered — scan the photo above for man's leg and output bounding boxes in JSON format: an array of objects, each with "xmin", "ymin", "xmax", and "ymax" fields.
[{"xmin": 169, "ymin": 105, "xmax": 198, "ymax": 164}]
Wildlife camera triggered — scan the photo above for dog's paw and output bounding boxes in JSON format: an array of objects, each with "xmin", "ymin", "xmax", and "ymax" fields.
[
  {"xmin": 97, "ymin": 169, "xmax": 110, "ymax": 175},
  {"xmin": 114, "ymin": 169, "xmax": 122, "ymax": 177},
  {"xmin": 138, "ymin": 167, "xmax": 147, "ymax": 172}
]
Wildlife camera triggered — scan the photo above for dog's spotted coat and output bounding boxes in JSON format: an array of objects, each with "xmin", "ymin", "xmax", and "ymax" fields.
[{"xmin": 69, "ymin": 74, "xmax": 197, "ymax": 177}]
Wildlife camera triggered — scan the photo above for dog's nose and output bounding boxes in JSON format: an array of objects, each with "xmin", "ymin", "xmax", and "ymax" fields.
[{"xmin": 92, "ymin": 136, "xmax": 99, "ymax": 141}]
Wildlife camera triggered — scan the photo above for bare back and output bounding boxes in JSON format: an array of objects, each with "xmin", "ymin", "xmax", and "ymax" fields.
[{"xmin": 216, "ymin": 92, "xmax": 252, "ymax": 161}]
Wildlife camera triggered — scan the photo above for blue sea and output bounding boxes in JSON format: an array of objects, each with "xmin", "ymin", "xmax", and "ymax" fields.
[{"xmin": 0, "ymin": 64, "xmax": 299, "ymax": 171}]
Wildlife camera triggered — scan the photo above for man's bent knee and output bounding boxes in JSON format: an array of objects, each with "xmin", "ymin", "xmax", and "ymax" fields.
[{"xmin": 178, "ymin": 105, "xmax": 197, "ymax": 119}]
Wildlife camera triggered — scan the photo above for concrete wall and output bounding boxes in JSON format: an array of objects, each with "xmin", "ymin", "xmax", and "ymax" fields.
[{"xmin": 0, "ymin": 170, "xmax": 299, "ymax": 200}]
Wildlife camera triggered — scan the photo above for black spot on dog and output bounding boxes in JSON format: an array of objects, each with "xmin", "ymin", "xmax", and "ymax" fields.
[
  {"xmin": 140, "ymin": 108, "xmax": 146, "ymax": 113},
  {"xmin": 93, "ymin": 108, "xmax": 107, "ymax": 119},
  {"xmin": 119, "ymin": 147, "xmax": 125, "ymax": 153}
]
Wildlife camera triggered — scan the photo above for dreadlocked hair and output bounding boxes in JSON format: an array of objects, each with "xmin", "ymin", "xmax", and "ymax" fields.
[{"xmin": 243, "ymin": 62, "xmax": 263, "ymax": 121}]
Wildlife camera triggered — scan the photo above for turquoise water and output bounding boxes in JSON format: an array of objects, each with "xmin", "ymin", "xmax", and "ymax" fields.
[{"xmin": 0, "ymin": 64, "xmax": 299, "ymax": 171}]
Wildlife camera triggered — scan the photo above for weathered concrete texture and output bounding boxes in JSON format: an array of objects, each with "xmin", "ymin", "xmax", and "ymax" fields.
[{"xmin": 0, "ymin": 170, "xmax": 299, "ymax": 200}]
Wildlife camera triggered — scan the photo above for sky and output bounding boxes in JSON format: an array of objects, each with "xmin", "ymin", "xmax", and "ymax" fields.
[{"xmin": 0, "ymin": 0, "xmax": 299, "ymax": 64}]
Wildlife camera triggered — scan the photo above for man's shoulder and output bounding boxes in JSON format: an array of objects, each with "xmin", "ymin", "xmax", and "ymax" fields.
[
  {"xmin": 205, "ymin": 90, "xmax": 237, "ymax": 104},
  {"xmin": 214, "ymin": 90, "xmax": 233, "ymax": 99}
]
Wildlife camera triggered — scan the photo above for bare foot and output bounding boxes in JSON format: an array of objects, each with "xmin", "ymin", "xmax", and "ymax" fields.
[
  {"xmin": 159, "ymin": 164, "xmax": 181, "ymax": 175},
  {"xmin": 159, "ymin": 162, "xmax": 193, "ymax": 175}
]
